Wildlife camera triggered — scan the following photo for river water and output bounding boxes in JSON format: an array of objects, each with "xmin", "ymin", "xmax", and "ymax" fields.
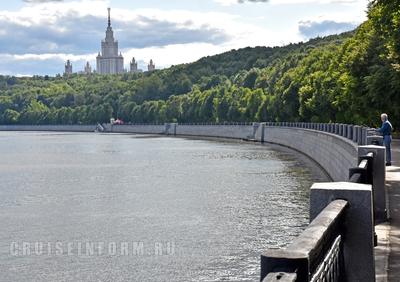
[{"xmin": 0, "ymin": 132, "xmax": 327, "ymax": 282}]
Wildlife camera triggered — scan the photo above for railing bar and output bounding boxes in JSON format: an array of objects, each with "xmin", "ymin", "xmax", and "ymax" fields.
[{"xmin": 310, "ymin": 235, "xmax": 342, "ymax": 282}]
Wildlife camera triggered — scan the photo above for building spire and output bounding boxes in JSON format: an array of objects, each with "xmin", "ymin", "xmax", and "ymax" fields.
[{"xmin": 108, "ymin": 7, "xmax": 111, "ymax": 28}]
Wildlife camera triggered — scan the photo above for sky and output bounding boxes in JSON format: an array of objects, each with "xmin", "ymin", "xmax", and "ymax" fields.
[{"xmin": 0, "ymin": 0, "xmax": 370, "ymax": 76}]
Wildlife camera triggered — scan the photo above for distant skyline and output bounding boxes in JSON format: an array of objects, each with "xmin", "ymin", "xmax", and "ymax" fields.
[{"xmin": 0, "ymin": 0, "xmax": 369, "ymax": 76}]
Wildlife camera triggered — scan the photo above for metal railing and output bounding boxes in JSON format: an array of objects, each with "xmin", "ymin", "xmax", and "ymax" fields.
[
  {"xmin": 261, "ymin": 200, "xmax": 348, "ymax": 282},
  {"xmin": 310, "ymin": 235, "xmax": 342, "ymax": 282}
]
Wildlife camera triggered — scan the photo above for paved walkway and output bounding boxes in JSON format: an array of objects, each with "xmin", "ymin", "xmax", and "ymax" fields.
[{"xmin": 386, "ymin": 139, "xmax": 400, "ymax": 281}]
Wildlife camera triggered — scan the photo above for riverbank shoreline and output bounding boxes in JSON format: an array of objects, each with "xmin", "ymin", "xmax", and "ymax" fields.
[{"xmin": 0, "ymin": 128, "xmax": 332, "ymax": 183}]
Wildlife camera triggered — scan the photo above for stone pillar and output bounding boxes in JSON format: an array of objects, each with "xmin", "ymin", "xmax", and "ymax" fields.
[
  {"xmin": 164, "ymin": 123, "xmax": 170, "ymax": 135},
  {"xmin": 367, "ymin": 135, "xmax": 383, "ymax": 146},
  {"xmin": 310, "ymin": 182, "xmax": 375, "ymax": 282},
  {"xmin": 353, "ymin": 126, "xmax": 360, "ymax": 143},
  {"xmin": 164, "ymin": 123, "xmax": 177, "ymax": 135},
  {"xmin": 342, "ymin": 124, "xmax": 347, "ymax": 137},
  {"xmin": 361, "ymin": 127, "xmax": 368, "ymax": 145},
  {"xmin": 358, "ymin": 127, "xmax": 363, "ymax": 145},
  {"xmin": 358, "ymin": 145, "xmax": 387, "ymax": 223},
  {"xmin": 347, "ymin": 125, "xmax": 353, "ymax": 140},
  {"xmin": 251, "ymin": 122, "xmax": 259, "ymax": 140},
  {"xmin": 259, "ymin": 122, "xmax": 266, "ymax": 143}
]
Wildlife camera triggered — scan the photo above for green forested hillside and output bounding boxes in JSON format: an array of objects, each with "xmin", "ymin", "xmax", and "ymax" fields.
[{"xmin": 0, "ymin": 0, "xmax": 399, "ymax": 127}]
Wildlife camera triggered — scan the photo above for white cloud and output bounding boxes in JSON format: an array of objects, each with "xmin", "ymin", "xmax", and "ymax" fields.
[
  {"xmin": 23, "ymin": 0, "xmax": 64, "ymax": 2},
  {"xmin": 298, "ymin": 19, "xmax": 357, "ymax": 38},
  {"xmin": 0, "ymin": 0, "xmax": 369, "ymax": 75},
  {"xmin": 215, "ymin": 0, "xmax": 363, "ymax": 5},
  {"xmin": 123, "ymin": 43, "xmax": 228, "ymax": 70},
  {"xmin": 0, "ymin": 0, "xmax": 293, "ymax": 74},
  {"xmin": 214, "ymin": 0, "xmax": 237, "ymax": 5},
  {"xmin": 12, "ymin": 53, "xmax": 93, "ymax": 62},
  {"xmin": 270, "ymin": 0, "xmax": 360, "ymax": 4}
]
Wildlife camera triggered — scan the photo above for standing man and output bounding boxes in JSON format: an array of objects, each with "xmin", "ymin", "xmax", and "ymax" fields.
[{"xmin": 378, "ymin": 113, "xmax": 393, "ymax": 166}]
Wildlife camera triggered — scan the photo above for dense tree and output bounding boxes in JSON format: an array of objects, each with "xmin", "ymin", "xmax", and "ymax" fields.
[{"xmin": 0, "ymin": 1, "xmax": 398, "ymax": 127}]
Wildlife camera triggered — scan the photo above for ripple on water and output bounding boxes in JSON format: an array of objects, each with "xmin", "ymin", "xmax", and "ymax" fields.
[{"xmin": 0, "ymin": 132, "xmax": 328, "ymax": 282}]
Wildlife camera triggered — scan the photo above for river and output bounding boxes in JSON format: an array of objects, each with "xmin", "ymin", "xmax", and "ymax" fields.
[{"xmin": 0, "ymin": 131, "xmax": 327, "ymax": 281}]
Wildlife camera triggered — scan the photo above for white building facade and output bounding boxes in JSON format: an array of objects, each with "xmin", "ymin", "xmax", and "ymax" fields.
[
  {"xmin": 96, "ymin": 8, "xmax": 124, "ymax": 74},
  {"xmin": 130, "ymin": 57, "xmax": 140, "ymax": 73},
  {"xmin": 84, "ymin": 62, "xmax": 92, "ymax": 74},
  {"xmin": 64, "ymin": 60, "xmax": 72, "ymax": 75},
  {"xmin": 148, "ymin": 59, "xmax": 155, "ymax": 72}
]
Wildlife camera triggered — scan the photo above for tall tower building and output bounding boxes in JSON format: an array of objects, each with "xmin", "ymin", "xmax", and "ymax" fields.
[
  {"xmin": 84, "ymin": 61, "xmax": 92, "ymax": 75},
  {"xmin": 148, "ymin": 59, "xmax": 155, "ymax": 72},
  {"xmin": 130, "ymin": 57, "xmax": 138, "ymax": 73},
  {"xmin": 96, "ymin": 8, "xmax": 124, "ymax": 74},
  {"xmin": 64, "ymin": 60, "xmax": 72, "ymax": 75}
]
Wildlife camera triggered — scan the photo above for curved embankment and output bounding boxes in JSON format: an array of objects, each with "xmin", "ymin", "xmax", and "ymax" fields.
[
  {"xmin": 0, "ymin": 123, "xmax": 359, "ymax": 181},
  {"xmin": 263, "ymin": 127, "xmax": 357, "ymax": 181}
]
